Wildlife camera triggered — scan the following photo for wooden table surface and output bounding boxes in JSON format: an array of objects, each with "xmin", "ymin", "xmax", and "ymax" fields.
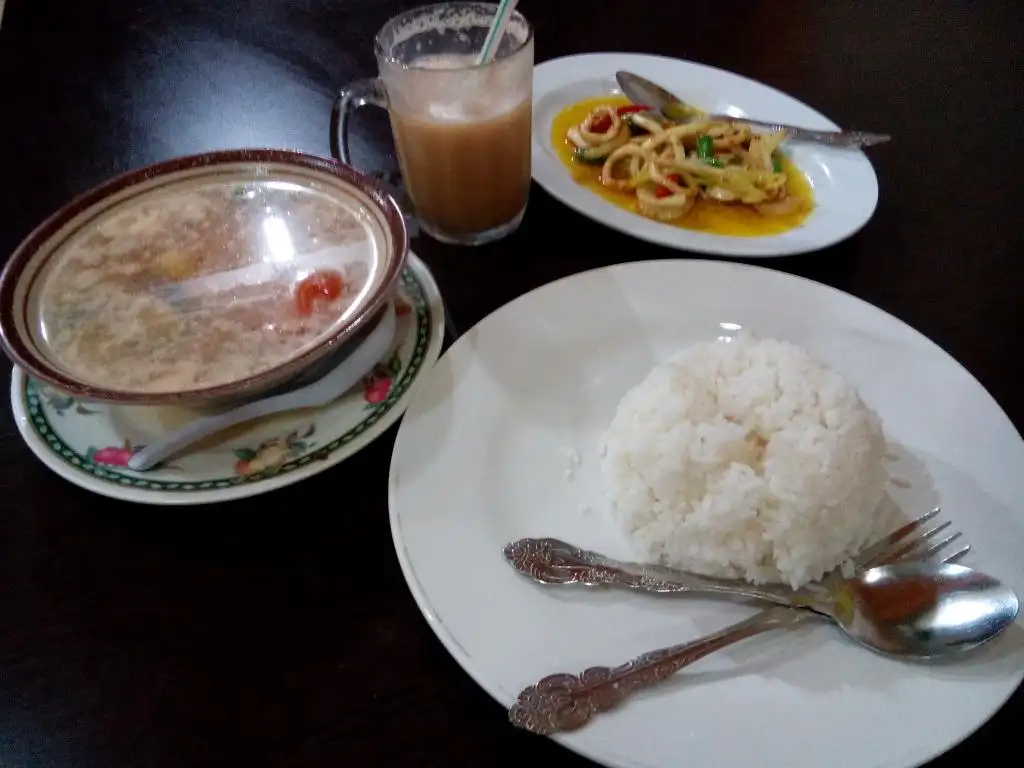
[{"xmin": 1, "ymin": 1, "xmax": 1021, "ymax": 765}]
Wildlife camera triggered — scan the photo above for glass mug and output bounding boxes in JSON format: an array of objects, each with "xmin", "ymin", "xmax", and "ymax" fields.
[{"xmin": 333, "ymin": 2, "xmax": 534, "ymax": 246}]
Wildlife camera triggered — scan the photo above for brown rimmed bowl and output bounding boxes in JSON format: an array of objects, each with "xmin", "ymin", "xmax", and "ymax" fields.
[{"xmin": 0, "ymin": 149, "xmax": 409, "ymax": 407}]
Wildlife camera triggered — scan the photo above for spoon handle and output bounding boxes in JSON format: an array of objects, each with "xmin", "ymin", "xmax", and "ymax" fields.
[
  {"xmin": 710, "ymin": 115, "xmax": 891, "ymax": 148},
  {"xmin": 503, "ymin": 537, "xmax": 810, "ymax": 607},
  {"xmin": 509, "ymin": 606, "xmax": 808, "ymax": 735},
  {"xmin": 126, "ymin": 393, "xmax": 295, "ymax": 471}
]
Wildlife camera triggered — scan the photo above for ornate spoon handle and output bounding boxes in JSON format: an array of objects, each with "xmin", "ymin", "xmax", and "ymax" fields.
[
  {"xmin": 509, "ymin": 606, "xmax": 809, "ymax": 735},
  {"xmin": 503, "ymin": 537, "xmax": 811, "ymax": 607}
]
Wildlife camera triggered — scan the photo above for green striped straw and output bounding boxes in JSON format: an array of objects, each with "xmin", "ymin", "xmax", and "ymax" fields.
[{"xmin": 475, "ymin": 0, "xmax": 520, "ymax": 66}]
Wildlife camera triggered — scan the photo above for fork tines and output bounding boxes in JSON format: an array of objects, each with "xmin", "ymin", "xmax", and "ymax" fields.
[{"xmin": 859, "ymin": 507, "xmax": 970, "ymax": 569}]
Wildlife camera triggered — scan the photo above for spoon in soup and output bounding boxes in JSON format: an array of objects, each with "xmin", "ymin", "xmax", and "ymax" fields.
[{"xmin": 126, "ymin": 302, "xmax": 396, "ymax": 471}]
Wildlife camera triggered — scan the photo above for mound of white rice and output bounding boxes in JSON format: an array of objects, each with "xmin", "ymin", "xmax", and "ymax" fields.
[{"xmin": 599, "ymin": 332, "xmax": 889, "ymax": 588}]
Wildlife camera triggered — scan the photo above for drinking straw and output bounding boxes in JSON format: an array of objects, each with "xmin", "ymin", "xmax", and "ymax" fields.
[{"xmin": 476, "ymin": 0, "xmax": 520, "ymax": 65}]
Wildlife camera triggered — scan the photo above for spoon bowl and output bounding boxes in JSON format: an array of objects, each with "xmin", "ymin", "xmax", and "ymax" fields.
[{"xmin": 833, "ymin": 561, "xmax": 1019, "ymax": 658}]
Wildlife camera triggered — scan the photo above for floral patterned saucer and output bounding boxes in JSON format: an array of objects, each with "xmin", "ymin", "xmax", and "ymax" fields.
[{"xmin": 9, "ymin": 252, "xmax": 444, "ymax": 505}]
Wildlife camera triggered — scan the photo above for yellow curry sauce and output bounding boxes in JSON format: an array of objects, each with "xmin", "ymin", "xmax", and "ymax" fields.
[{"xmin": 551, "ymin": 96, "xmax": 814, "ymax": 237}]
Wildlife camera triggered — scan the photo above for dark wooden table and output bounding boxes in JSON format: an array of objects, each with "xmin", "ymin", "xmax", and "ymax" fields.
[{"xmin": 1, "ymin": 1, "xmax": 1021, "ymax": 766}]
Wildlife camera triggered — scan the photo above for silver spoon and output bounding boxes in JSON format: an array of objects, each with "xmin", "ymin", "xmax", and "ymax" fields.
[
  {"xmin": 830, "ymin": 560, "xmax": 1018, "ymax": 656},
  {"xmin": 127, "ymin": 302, "xmax": 396, "ymax": 471},
  {"xmin": 615, "ymin": 70, "xmax": 892, "ymax": 149},
  {"xmin": 510, "ymin": 560, "xmax": 1018, "ymax": 735}
]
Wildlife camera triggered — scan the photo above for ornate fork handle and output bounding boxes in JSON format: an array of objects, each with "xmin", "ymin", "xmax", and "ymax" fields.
[
  {"xmin": 502, "ymin": 538, "xmax": 811, "ymax": 608},
  {"xmin": 509, "ymin": 606, "xmax": 808, "ymax": 735}
]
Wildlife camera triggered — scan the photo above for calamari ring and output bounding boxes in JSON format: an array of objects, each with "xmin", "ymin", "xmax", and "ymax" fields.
[
  {"xmin": 649, "ymin": 160, "xmax": 693, "ymax": 194},
  {"xmin": 601, "ymin": 144, "xmax": 652, "ymax": 191},
  {"xmin": 757, "ymin": 173, "xmax": 789, "ymax": 199},
  {"xmin": 705, "ymin": 122, "xmax": 752, "ymax": 149},
  {"xmin": 641, "ymin": 127, "xmax": 697, "ymax": 163},
  {"xmin": 636, "ymin": 185, "xmax": 695, "ymax": 221},
  {"xmin": 701, "ymin": 186, "xmax": 739, "ymax": 202},
  {"xmin": 579, "ymin": 106, "xmax": 622, "ymax": 146}
]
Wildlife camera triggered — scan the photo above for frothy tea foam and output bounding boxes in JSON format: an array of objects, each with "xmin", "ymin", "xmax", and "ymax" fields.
[
  {"xmin": 412, "ymin": 53, "xmax": 478, "ymax": 70},
  {"xmin": 388, "ymin": 6, "xmax": 528, "ymax": 50},
  {"xmin": 397, "ymin": 53, "xmax": 526, "ymax": 122},
  {"xmin": 381, "ymin": 4, "xmax": 531, "ymax": 124}
]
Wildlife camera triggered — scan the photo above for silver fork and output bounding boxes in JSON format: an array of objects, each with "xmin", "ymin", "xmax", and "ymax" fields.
[
  {"xmin": 503, "ymin": 508, "xmax": 963, "ymax": 612},
  {"xmin": 509, "ymin": 510, "xmax": 969, "ymax": 735}
]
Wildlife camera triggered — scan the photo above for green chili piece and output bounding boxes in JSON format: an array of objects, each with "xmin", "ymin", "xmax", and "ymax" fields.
[{"xmin": 696, "ymin": 135, "xmax": 724, "ymax": 168}]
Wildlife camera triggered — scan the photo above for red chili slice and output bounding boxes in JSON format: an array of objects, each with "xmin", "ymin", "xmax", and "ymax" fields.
[
  {"xmin": 295, "ymin": 270, "xmax": 344, "ymax": 317},
  {"xmin": 616, "ymin": 104, "xmax": 650, "ymax": 116},
  {"xmin": 589, "ymin": 115, "xmax": 613, "ymax": 134},
  {"xmin": 655, "ymin": 174, "xmax": 682, "ymax": 198}
]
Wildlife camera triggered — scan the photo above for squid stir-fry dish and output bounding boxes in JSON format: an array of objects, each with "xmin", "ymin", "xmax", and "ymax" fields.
[{"xmin": 567, "ymin": 104, "xmax": 805, "ymax": 222}]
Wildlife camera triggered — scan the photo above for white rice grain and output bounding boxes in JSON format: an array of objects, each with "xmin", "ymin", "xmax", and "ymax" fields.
[{"xmin": 599, "ymin": 332, "xmax": 890, "ymax": 588}]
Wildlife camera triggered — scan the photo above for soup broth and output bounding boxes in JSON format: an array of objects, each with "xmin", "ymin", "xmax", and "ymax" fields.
[{"xmin": 36, "ymin": 180, "xmax": 382, "ymax": 393}]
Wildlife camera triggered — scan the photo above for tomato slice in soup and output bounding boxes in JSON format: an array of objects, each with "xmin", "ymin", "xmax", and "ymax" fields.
[{"xmin": 295, "ymin": 270, "xmax": 344, "ymax": 317}]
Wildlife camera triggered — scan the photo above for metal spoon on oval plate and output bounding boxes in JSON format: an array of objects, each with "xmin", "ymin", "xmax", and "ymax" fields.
[{"xmin": 615, "ymin": 70, "xmax": 892, "ymax": 149}]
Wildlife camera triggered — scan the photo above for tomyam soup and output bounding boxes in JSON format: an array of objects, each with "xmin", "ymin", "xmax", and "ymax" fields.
[{"xmin": 28, "ymin": 177, "xmax": 389, "ymax": 395}]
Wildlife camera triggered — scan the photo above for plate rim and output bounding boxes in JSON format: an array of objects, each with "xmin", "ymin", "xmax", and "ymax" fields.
[
  {"xmin": 389, "ymin": 258, "xmax": 1024, "ymax": 768},
  {"xmin": 10, "ymin": 251, "xmax": 446, "ymax": 506},
  {"xmin": 531, "ymin": 52, "xmax": 880, "ymax": 258}
]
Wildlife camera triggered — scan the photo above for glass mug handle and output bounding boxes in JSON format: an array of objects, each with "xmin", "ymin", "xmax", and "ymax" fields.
[
  {"xmin": 331, "ymin": 77, "xmax": 385, "ymax": 166},
  {"xmin": 330, "ymin": 78, "xmax": 418, "ymax": 235}
]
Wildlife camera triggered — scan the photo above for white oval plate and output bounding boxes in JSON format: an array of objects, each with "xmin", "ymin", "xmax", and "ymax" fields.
[
  {"xmin": 532, "ymin": 53, "xmax": 880, "ymax": 258},
  {"xmin": 10, "ymin": 252, "xmax": 445, "ymax": 505},
  {"xmin": 390, "ymin": 259, "xmax": 1024, "ymax": 768}
]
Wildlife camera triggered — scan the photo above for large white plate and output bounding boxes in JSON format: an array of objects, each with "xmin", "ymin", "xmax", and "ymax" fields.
[
  {"xmin": 532, "ymin": 53, "xmax": 880, "ymax": 258},
  {"xmin": 390, "ymin": 259, "xmax": 1024, "ymax": 768}
]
